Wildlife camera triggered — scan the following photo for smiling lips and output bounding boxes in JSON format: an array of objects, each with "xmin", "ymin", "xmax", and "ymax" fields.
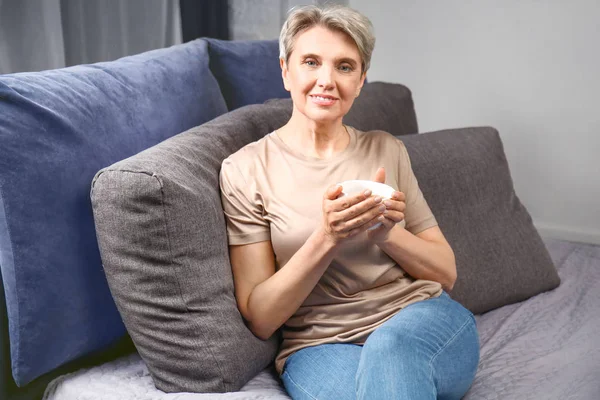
[{"xmin": 310, "ymin": 94, "xmax": 338, "ymax": 106}]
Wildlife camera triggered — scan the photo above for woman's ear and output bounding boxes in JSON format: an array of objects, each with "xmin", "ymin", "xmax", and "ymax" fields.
[
  {"xmin": 280, "ymin": 58, "xmax": 290, "ymax": 92},
  {"xmin": 356, "ymin": 71, "xmax": 367, "ymax": 98}
]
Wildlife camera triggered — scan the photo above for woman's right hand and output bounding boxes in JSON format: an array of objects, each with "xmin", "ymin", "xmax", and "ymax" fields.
[{"xmin": 321, "ymin": 185, "xmax": 387, "ymax": 245}]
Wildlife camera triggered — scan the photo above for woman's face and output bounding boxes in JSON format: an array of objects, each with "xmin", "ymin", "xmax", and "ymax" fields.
[{"xmin": 281, "ymin": 25, "xmax": 366, "ymax": 126}]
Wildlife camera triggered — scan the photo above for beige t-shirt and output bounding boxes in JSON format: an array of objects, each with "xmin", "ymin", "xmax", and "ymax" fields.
[{"xmin": 219, "ymin": 126, "xmax": 443, "ymax": 375}]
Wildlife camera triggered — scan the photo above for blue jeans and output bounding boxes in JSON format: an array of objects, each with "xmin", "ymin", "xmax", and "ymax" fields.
[{"xmin": 281, "ymin": 292, "xmax": 480, "ymax": 400}]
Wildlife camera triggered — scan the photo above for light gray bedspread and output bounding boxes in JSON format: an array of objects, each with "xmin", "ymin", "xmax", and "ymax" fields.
[
  {"xmin": 464, "ymin": 238, "xmax": 600, "ymax": 400},
  {"xmin": 43, "ymin": 238, "xmax": 600, "ymax": 399}
]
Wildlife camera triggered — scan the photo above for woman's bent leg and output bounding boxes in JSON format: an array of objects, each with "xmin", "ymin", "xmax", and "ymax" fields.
[
  {"xmin": 356, "ymin": 292, "xmax": 480, "ymax": 400},
  {"xmin": 281, "ymin": 343, "xmax": 362, "ymax": 400}
]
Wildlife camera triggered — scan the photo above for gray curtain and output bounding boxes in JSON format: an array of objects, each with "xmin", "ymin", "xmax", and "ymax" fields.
[
  {"xmin": 230, "ymin": 0, "xmax": 348, "ymax": 41},
  {"xmin": 0, "ymin": 0, "xmax": 182, "ymax": 74}
]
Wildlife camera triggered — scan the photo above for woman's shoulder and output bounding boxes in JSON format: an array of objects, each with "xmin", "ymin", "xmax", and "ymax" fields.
[
  {"xmin": 350, "ymin": 126, "xmax": 406, "ymax": 150},
  {"xmin": 221, "ymin": 132, "xmax": 274, "ymax": 169}
]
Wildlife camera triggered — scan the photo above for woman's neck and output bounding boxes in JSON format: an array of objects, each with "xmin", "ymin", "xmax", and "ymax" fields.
[{"xmin": 277, "ymin": 109, "xmax": 349, "ymax": 160}]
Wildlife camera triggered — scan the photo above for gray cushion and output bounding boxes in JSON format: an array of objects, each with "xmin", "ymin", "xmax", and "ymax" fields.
[
  {"xmin": 400, "ymin": 127, "xmax": 560, "ymax": 314},
  {"xmin": 90, "ymin": 105, "xmax": 287, "ymax": 393},
  {"xmin": 266, "ymin": 81, "xmax": 419, "ymax": 136}
]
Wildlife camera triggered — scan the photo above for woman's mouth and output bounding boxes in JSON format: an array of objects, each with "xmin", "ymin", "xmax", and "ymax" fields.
[{"xmin": 310, "ymin": 94, "xmax": 338, "ymax": 106}]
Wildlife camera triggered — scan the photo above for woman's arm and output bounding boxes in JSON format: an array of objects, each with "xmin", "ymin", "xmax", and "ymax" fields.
[
  {"xmin": 230, "ymin": 185, "xmax": 386, "ymax": 340},
  {"xmin": 367, "ymin": 163, "xmax": 457, "ymax": 291},
  {"xmin": 375, "ymin": 225, "xmax": 457, "ymax": 291},
  {"xmin": 230, "ymin": 229, "xmax": 336, "ymax": 341}
]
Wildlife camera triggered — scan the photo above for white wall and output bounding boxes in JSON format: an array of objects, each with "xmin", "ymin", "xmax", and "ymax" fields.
[{"xmin": 350, "ymin": 0, "xmax": 600, "ymax": 244}]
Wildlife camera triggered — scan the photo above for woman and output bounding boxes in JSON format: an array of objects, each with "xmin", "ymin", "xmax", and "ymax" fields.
[{"xmin": 219, "ymin": 5, "xmax": 480, "ymax": 399}]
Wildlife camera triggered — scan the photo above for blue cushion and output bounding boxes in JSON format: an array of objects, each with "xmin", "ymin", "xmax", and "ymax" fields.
[
  {"xmin": 206, "ymin": 39, "xmax": 290, "ymax": 110},
  {"xmin": 0, "ymin": 39, "xmax": 227, "ymax": 386}
]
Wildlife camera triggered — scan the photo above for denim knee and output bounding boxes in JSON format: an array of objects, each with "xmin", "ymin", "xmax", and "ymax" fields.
[
  {"xmin": 357, "ymin": 322, "xmax": 436, "ymax": 399},
  {"xmin": 362, "ymin": 323, "xmax": 428, "ymax": 360}
]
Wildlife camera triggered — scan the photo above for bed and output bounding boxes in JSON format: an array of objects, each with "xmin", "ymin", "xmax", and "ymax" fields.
[{"xmin": 42, "ymin": 237, "xmax": 600, "ymax": 400}]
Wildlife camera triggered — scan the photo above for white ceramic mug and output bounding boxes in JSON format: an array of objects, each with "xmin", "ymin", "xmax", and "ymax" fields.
[{"xmin": 337, "ymin": 180, "xmax": 396, "ymax": 231}]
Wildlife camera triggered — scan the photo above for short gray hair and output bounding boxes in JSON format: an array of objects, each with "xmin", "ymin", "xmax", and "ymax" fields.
[{"xmin": 279, "ymin": 4, "xmax": 375, "ymax": 73}]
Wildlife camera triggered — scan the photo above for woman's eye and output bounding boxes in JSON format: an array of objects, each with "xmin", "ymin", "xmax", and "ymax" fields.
[
  {"xmin": 305, "ymin": 60, "xmax": 317, "ymax": 67},
  {"xmin": 339, "ymin": 65, "xmax": 353, "ymax": 72}
]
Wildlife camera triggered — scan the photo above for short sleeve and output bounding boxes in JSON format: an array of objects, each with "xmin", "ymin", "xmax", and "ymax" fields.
[
  {"xmin": 219, "ymin": 158, "xmax": 271, "ymax": 245},
  {"xmin": 395, "ymin": 139, "xmax": 438, "ymax": 235}
]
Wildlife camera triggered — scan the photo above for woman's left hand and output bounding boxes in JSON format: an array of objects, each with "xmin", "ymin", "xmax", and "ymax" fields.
[{"xmin": 366, "ymin": 167, "xmax": 406, "ymax": 243}]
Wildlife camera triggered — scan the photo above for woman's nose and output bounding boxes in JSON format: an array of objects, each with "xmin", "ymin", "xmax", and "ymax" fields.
[{"xmin": 316, "ymin": 66, "xmax": 334, "ymax": 88}]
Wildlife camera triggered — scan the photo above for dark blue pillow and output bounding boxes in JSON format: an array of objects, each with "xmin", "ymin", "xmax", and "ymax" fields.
[
  {"xmin": 0, "ymin": 39, "xmax": 227, "ymax": 386},
  {"xmin": 206, "ymin": 39, "xmax": 290, "ymax": 110}
]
